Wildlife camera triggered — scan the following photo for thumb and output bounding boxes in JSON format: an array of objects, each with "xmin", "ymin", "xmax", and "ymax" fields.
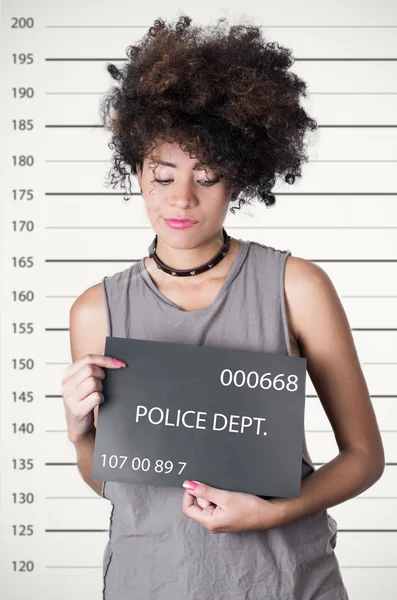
[{"xmin": 182, "ymin": 480, "xmax": 227, "ymax": 506}]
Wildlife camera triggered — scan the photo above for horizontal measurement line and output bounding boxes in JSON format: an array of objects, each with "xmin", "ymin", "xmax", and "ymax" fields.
[
  {"xmin": 45, "ymin": 565, "xmax": 397, "ymax": 569},
  {"xmin": 46, "ymin": 192, "xmax": 142, "ymax": 196},
  {"xmin": 318, "ymin": 427, "xmax": 397, "ymax": 432},
  {"xmin": 45, "ymin": 92, "xmax": 397, "ymax": 95},
  {"xmin": 46, "ymin": 259, "xmax": 132, "ymax": 262},
  {"xmin": 45, "ymin": 123, "xmax": 397, "ymax": 127},
  {"xmin": 46, "ymin": 362, "xmax": 70, "ymax": 365},
  {"xmin": 45, "ymin": 462, "xmax": 397, "ymax": 466},
  {"xmin": 45, "ymin": 226, "xmax": 397, "ymax": 230},
  {"xmin": 313, "ymin": 92, "xmax": 397, "ymax": 95},
  {"xmin": 46, "ymin": 565, "xmax": 102, "ymax": 569},
  {"xmin": 45, "ymin": 295, "xmax": 397, "ymax": 300},
  {"xmin": 46, "ymin": 462, "xmax": 77, "ymax": 466},
  {"xmin": 45, "ymin": 259, "xmax": 397, "ymax": 263},
  {"xmin": 46, "ymin": 496, "xmax": 102, "ymax": 499},
  {"xmin": 45, "ymin": 428, "xmax": 397, "ymax": 433},
  {"xmin": 45, "ymin": 328, "xmax": 397, "ymax": 332},
  {"xmin": 45, "ymin": 160, "xmax": 397, "ymax": 164},
  {"xmin": 45, "ymin": 394, "xmax": 397, "ymax": 399},
  {"xmin": 44, "ymin": 25, "xmax": 397, "ymax": 29},
  {"xmin": 46, "ymin": 529, "xmax": 108, "ymax": 532},
  {"xmin": 44, "ymin": 58, "xmax": 397, "ymax": 63},
  {"xmin": 43, "ymin": 528, "xmax": 397, "ymax": 533},
  {"xmin": 45, "ymin": 192, "xmax": 397, "ymax": 196},
  {"xmin": 46, "ymin": 496, "xmax": 397, "ymax": 500},
  {"xmin": 307, "ymin": 394, "xmax": 397, "ymax": 397}
]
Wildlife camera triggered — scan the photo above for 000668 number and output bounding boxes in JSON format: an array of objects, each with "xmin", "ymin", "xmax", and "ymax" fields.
[
  {"xmin": 100, "ymin": 454, "xmax": 187, "ymax": 474},
  {"xmin": 220, "ymin": 369, "xmax": 299, "ymax": 391}
]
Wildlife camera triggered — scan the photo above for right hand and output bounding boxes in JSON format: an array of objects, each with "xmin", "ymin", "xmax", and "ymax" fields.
[{"xmin": 61, "ymin": 353, "xmax": 126, "ymax": 443}]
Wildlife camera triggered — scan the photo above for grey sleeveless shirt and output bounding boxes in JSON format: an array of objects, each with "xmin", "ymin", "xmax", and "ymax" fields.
[{"xmin": 100, "ymin": 238, "xmax": 349, "ymax": 600}]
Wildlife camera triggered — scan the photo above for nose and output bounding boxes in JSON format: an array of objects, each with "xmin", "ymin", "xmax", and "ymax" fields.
[{"xmin": 170, "ymin": 182, "xmax": 198, "ymax": 209}]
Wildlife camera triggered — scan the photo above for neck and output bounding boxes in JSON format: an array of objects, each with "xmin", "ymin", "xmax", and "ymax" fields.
[{"xmin": 154, "ymin": 229, "xmax": 226, "ymax": 272}]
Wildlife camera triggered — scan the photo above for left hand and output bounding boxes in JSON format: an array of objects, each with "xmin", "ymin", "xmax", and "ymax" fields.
[{"xmin": 181, "ymin": 480, "xmax": 281, "ymax": 533}]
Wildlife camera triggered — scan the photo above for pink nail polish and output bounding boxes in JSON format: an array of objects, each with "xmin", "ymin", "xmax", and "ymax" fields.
[
  {"xmin": 183, "ymin": 480, "xmax": 198, "ymax": 491},
  {"xmin": 112, "ymin": 358, "xmax": 125, "ymax": 367}
]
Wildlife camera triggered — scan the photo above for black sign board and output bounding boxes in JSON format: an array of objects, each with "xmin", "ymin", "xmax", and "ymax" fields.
[{"xmin": 92, "ymin": 336, "xmax": 307, "ymax": 498}]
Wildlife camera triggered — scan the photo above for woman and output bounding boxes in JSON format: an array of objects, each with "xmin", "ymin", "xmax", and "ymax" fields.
[{"xmin": 62, "ymin": 15, "xmax": 384, "ymax": 599}]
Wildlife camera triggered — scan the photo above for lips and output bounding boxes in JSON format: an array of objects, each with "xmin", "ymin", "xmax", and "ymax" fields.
[{"xmin": 165, "ymin": 218, "xmax": 198, "ymax": 224}]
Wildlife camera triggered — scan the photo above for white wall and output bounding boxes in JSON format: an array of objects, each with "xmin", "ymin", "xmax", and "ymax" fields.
[{"xmin": 1, "ymin": 1, "xmax": 396, "ymax": 598}]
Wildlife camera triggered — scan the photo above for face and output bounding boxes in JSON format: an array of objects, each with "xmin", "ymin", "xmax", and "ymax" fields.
[{"xmin": 136, "ymin": 140, "xmax": 235, "ymax": 249}]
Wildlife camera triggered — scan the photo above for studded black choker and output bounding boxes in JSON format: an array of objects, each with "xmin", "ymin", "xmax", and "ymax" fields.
[{"xmin": 147, "ymin": 228, "xmax": 231, "ymax": 277}]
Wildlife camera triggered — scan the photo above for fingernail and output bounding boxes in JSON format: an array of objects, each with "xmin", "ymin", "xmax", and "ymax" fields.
[
  {"xmin": 112, "ymin": 359, "xmax": 126, "ymax": 367},
  {"xmin": 182, "ymin": 480, "xmax": 199, "ymax": 491}
]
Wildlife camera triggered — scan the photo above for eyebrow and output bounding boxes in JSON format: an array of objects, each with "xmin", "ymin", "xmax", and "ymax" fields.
[{"xmin": 152, "ymin": 159, "xmax": 207, "ymax": 171}]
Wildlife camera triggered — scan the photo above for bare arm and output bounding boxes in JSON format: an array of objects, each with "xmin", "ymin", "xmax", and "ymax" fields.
[
  {"xmin": 270, "ymin": 256, "xmax": 385, "ymax": 525},
  {"xmin": 68, "ymin": 283, "xmax": 107, "ymax": 497}
]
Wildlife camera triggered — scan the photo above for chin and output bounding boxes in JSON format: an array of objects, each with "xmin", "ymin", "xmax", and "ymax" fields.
[{"xmin": 164, "ymin": 236, "xmax": 199, "ymax": 250}]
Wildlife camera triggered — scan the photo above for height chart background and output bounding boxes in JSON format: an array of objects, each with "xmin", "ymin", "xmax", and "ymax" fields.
[{"xmin": 1, "ymin": 1, "xmax": 397, "ymax": 598}]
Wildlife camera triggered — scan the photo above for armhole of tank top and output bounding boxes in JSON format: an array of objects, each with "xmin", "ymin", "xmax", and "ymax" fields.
[
  {"xmin": 100, "ymin": 278, "xmax": 111, "ymax": 501},
  {"xmin": 101, "ymin": 277, "xmax": 112, "ymax": 338},
  {"xmin": 101, "ymin": 480, "xmax": 106, "ymax": 498},
  {"xmin": 280, "ymin": 250, "xmax": 292, "ymax": 357}
]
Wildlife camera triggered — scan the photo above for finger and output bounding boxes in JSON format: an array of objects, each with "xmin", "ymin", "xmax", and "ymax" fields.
[
  {"xmin": 62, "ymin": 364, "xmax": 105, "ymax": 399},
  {"xmin": 183, "ymin": 481, "xmax": 228, "ymax": 508},
  {"xmin": 182, "ymin": 489, "xmax": 197, "ymax": 511},
  {"xmin": 69, "ymin": 390, "xmax": 104, "ymax": 417},
  {"xmin": 196, "ymin": 497, "xmax": 213, "ymax": 509},
  {"xmin": 182, "ymin": 490, "xmax": 214, "ymax": 526},
  {"xmin": 61, "ymin": 353, "xmax": 126, "ymax": 386},
  {"xmin": 66, "ymin": 376, "xmax": 104, "ymax": 413},
  {"xmin": 61, "ymin": 356, "xmax": 125, "ymax": 396},
  {"xmin": 182, "ymin": 489, "xmax": 205, "ymax": 520}
]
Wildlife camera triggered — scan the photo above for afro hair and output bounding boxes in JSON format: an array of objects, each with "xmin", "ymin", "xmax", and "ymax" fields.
[{"xmin": 99, "ymin": 14, "xmax": 318, "ymax": 213}]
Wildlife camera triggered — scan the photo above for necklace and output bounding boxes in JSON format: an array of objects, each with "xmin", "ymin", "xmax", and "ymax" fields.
[{"xmin": 147, "ymin": 228, "xmax": 231, "ymax": 277}]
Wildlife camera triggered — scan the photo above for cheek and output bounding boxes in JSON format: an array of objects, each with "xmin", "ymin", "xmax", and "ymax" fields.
[{"xmin": 144, "ymin": 193, "xmax": 164, "ymax": 212}]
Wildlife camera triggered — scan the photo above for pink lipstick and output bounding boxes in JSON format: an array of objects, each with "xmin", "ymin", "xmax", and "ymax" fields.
[{"xmin": 164, "ymin": 218, "xmax": 198, "ymax": 229}]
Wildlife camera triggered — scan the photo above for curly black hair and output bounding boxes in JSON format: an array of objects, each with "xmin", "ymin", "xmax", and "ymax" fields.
[{"xmin": 99, "ymin": 13, "xmax": 318, "ymax": 213}]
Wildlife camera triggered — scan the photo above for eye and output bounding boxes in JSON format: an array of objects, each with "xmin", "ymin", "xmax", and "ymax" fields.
[
  {"xmin": 153, "ymin": 178, "xmax": 219, "ymax": 186},
  {"xmin": 153, "ymin": 179, "xmax": 171, "ymax": 185},
  {"xmin": 200, "ymin": 179, "xmax": 219, "ymax": 186}
]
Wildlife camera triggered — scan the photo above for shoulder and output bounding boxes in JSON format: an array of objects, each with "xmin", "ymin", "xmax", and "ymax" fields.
[
  {"xmin": 102, "ymin": 264, "xmax": 138, "ymax": 290},
  {"xmin": 69, "ymin": 282, "xmax": 107, "ymax": 336},
  {"xmin": 68, "ymin": 282, "xmax": 108, "ymax": 361},
  {"xmin": 70, "ymin": 264, "xmax": 138, "ymax": 332},
  {"xmin": 247, "ymin": 239, "xmax": 290, "ymax": 260},
  {"xmin": 283, "ymin": 254, "xmax": 341, "ymax": 342},
  {"xmin": 284, "ymin": 254, "xmax": 333, "ymax": 295}
]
